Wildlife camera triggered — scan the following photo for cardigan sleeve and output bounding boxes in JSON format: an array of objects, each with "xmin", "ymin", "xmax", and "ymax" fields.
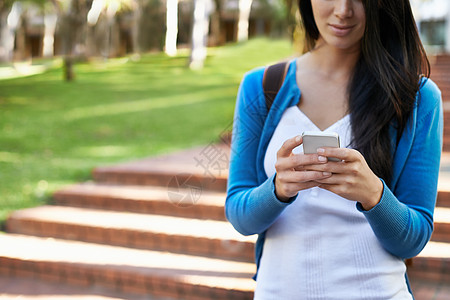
[
  {"xmin": 356, "ymin": 78, "xmax": 443, "ymax": 259},
  {"xmin": 225, "ymin": 68, "xmax": 294, "ymax": 236}
]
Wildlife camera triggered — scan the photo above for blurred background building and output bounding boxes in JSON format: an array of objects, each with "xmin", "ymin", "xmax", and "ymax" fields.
[
  {"xmin": 412, "ymin": 0, "xmax": 450, "ymax": 54},
  {"xmin": 0, "ymin": 0, "xmax": 449, "ymax": 63},
  {"xmin": 0, "ymin": 0, "xmax": 289, "ymax": 62}
]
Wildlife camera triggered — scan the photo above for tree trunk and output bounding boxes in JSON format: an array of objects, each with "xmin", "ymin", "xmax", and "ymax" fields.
[
  {"xmin": 85, "ymin": 21, "xmax": 97, "ymax": 57},
  {"xmin": 59, "ymin": 0, "xmax": 88, "ymax": 81},
  {"xmin": 189, "ymin": 0, "xmax": 211, "ymax": 69},
  {"xmin": 237, "ymin": 0, "xmax": 253, "ymax": 42},
  {"xmin": 165, "ymin": 0, "xmax": 178, "ymax": 56},
  {"xmin": 284, "ymin": 0, "xmax": 297, "ymax": 42},
  {"xmin": 0, "ymin": 8, "xmax": 11, "ymax": 62},
  {"xmin": 209, "ymin": 11, "xmax": 220, "ymax": 46},
  {"xmin": 105, "ymin": 2, "xmax": 119, "ymax": 59},
  {"xmin": 0, "ymin": 2, "xmax": 22, "ymax": 62},
  {"xmin": 15, "ymin": 14, "xmax": 27, "ymax": 61},
  {"xmin": 64, "ymin": 56, "xmax": 75, "ymax": 81},
  {"xmin": 86, "ymin": 0, "xmax": 102, "ymax": 57},
  {"xmin": 131, "ymin": 0, "xmax": 142, "ymax": 56},
  {"xmin": 43, "ymin": 13, "xmax": 58, "ymax": 57},
  {"xmin": 61, "ymin": 18, "xmax": 77, "ymax": 80},
  {"xmin": 109, "ymin": 16, "xmax": 120, "ymax": 58},
  {"xmin": 209, "ymin": 0, "xmax": 222, "ymax": 46}
]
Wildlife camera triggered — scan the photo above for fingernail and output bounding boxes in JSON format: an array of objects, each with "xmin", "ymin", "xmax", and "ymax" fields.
[
  {"xmin": 295, "ymin": 135, "xmax": 301, "ymax": 142},
  {"xmin": 317, "ymin": 148, "xmax": 325, "ymax": 153},
  {"xmin": 318, "ymin": 155, "xmax": 327, "ymax": 162},
  {"xmin": 323, "ymin": 172, "xmax": 332, "ymax": 176}
]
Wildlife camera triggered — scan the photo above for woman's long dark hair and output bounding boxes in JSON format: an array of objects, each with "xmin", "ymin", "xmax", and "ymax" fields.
[{"xmin": 299, "ymin": 0, "xmax": 430, "ymax": 185}]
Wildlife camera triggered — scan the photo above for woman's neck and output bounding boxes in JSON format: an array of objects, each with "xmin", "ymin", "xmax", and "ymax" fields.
[{"xmin": 308, "ymin": 39, "xmax": 361, "ymax": 82}]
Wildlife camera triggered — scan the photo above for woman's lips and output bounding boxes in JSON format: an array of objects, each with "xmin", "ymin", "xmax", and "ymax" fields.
[{"xmin": 329, "ymin": 24, "xmax": 355, "ymax": 36}]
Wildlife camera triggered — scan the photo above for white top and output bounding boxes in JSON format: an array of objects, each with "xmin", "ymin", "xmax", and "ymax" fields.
[{"xmin": 255, "ymin": 106, "xmax": 412, "ymax": 300}]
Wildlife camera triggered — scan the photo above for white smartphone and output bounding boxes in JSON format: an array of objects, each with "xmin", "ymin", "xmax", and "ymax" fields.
[{"xmin": 302, "ymin": 131, "xmax": 340, "ymax": 162}]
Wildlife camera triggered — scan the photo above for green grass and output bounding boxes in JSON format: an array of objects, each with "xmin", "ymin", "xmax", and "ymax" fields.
[{"xmin": 0, "ymin": 38, "xmax": 295, "ymax": 224}]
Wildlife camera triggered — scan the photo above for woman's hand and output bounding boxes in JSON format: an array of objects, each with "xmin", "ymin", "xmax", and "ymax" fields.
[
  {"xmin": 306, "ymin": 147, "xmax": 384, "ymax": 210},
  {"xmin": 274, "ymin": 135, "xmax": 332, "ymax": 202}
]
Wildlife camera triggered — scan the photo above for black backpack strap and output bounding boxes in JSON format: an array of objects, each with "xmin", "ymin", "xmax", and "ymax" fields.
[{"xmin": 262, "ymin": 61, "xmax": 289, "ymax": 111}]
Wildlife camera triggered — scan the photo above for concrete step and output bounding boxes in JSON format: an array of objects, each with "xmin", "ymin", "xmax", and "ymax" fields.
[
  {"xmin": 430, "ymin": 54, "xmax": 450, "ymax": 64},
  {"xmin": 4, "ymin": 140, "xmax": 450, "ymax": 299},
  {"xmin": 443, "ymin": 104, "xmax": 450, "ymax": 113},
  {"xmin": 91, "ymin": 143, "xmax": 450, "ymax": 196},
  {"xmin": 0, "ymin": 234, "xmax": 255, "ymax": 300},
  {"xmin": 53, "ymin": 183, "xmax": 227, "ymax": 221},
  {"xmin": 408, "ymin": 277, "xmax": 450, "ymax": 300},
  {"xmin": 434, "ymin": 80, "xmax": 450, "ymax": 87},
  {"xmin": 0, "ymin": 233, "xmax": 446, "ymax": 299},
  {"xmin": 430, "ymin": 75, "xmax": 450, "ymax": 82},
  {"xmin": 407, "ymin": 241, "xmax": 450, "ymax": 284},
  {"xmin": 0, "ymin": 274, "xmax": 170, "ymax": 300},
  {"xmin": 430, "ymin": 68, "xmax": 450, "ymax": 75},
  {"xmin": 431, "ymin": 68, "xmax": 450, "ymax": 75},
  {"xmin": 92, "ymin": 144, "xmax": 229, "ymax": 192},
  {"xmin": 436, "ymin": 191, "xmax": 450, "ymax": 208},
  {"xmin": 431, "ymin": 207, "xmax": 450, "ymax": 243},
  {"xmin": 56, "ymin": 169, "xmax": 450, "ymax": 215},
  {"xmin": 430, "ymin": 69, "xmax": 450, "ymax": 75},
  {"xmin": 50, "ymin": 179, "xmax": 450, "ymax": 244},
  {"xmin": 5, "ymin": 206, "xmax": 255, "ymax": 263},
  {"xmin": 3, "ymin": 273, "xmax": 448, "ymax": 300},
  {"xmin": 438, "ymin": 153, "xmax": 450, "ymax": 208}
]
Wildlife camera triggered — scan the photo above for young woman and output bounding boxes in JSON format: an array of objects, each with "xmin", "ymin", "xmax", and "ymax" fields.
[{"xmin": 225, "ymin": 0, "xmax": 443, "ymax": 299}]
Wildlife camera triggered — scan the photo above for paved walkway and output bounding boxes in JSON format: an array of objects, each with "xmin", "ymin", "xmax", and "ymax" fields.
[{"xmin": 0, "ymin": 62, "xmax": 51, "ymax": 80}]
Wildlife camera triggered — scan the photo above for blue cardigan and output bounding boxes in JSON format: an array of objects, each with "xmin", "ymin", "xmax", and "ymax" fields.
[{"xmin": 225, "ymin": 59, "xmax": 443, "ymax": 279}]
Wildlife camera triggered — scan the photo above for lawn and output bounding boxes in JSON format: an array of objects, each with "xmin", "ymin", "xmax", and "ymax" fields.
[{"xmin": 0, "ymin": 38, "xmax": 295, "ymax": 224}]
